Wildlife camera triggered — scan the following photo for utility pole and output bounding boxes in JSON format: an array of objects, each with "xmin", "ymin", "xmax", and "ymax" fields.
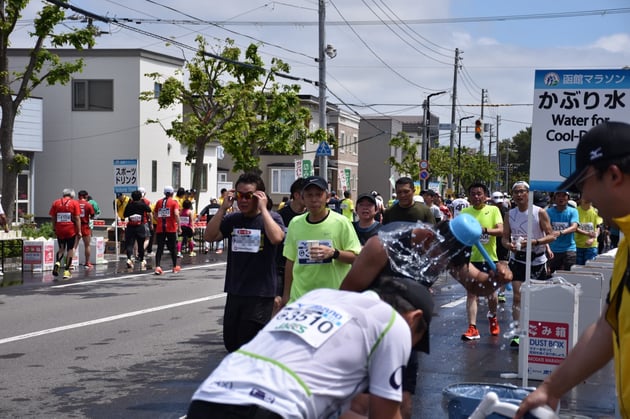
[
  {"xmin": 496, "ymin": 115, "xmax": 501, "ymax": 189},
  {"xmin": 479, "ymin": 88, "xmax": 486, "ymax": 154},
  {"xmin": 318, "ymin": 0, "xmax": 328, "ymax": 182},
  {"xmin": 447, "ymin": 48, "xmax": 460, "ymax": 190},
  {"xmin": 422, "ymin": 91, "xmax": 447, "ymax": 191}
]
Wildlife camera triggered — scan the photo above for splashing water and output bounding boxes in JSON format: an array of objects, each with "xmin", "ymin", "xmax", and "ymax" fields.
[{"xmin": 377, "ymin": 222, "xmax": 469, "ymax": 287}]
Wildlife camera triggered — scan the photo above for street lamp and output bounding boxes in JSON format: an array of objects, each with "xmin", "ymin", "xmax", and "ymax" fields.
[
  {"xmin": 422, "ymin": 90, "xmax": 447, "ymax": 190},
  {"xmin": 457, "ymin": 115, "xmax": 474, "ymax": 194}
]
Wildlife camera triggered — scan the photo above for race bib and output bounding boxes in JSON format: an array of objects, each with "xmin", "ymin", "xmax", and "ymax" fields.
[
  {"xmin": 180, "ymin": 216, "xmax": 190, "ymax": 225},
  {"xmin": 80, "ymin": 208, "xmax": 85, "ymax": 218},
  {"xmin": 208, "ymin": 208, "xmax": 218, "ymax": 215},
  {"xmin": 480, "ymin": 232, "xmax": 490, "ymax": 244},
  {"xmin": 552, "ymin": 222, "xmax": 568, "ymax": 232},
  {"xmin": 232, "ymin": 228, "xmax": 262, "ymax": 253},
  {"xmin": 267, "ymin": 302, "xmax": 352, "ymax": 348},
  {"xmin": 297, "ymin": 239, "xmax": 333, "ymax": 265},
  {"xmin": 56, "ymin": 212, "xmax": 71, "ymax": 222},
  {"xmin": 581, "ymin": 222, "xmax": 594, "ymax": 232},
  {"xmin": 129, "ymin": 214, "xmax": 142, "ymax": 224},
  {"xmin": 158, "ymin": 207, "xmax": 171, "ymax": 218}
]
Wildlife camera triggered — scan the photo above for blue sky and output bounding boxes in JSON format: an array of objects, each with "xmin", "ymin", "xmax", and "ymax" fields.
[{"xmin": 13, "ymin": 1, "xmax": 630, "ymax": 151}]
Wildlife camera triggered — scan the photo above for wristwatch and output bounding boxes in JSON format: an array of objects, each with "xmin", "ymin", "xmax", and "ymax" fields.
[{"xmin": 332, "ymin": 249, "xmax": 340, "ymax": 259}]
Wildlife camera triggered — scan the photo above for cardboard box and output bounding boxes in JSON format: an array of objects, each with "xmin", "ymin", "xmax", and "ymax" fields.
[
  {"xmin": 76, "ymin": 236, "xmax": 107, "ymax": 264},
  {"xmin": 23, "ymin": 239, "xmax": 55, "ymax": 272}
]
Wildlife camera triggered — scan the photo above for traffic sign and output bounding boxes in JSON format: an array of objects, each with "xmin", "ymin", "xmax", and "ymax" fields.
[
  {"xmin": 315, "ymin": 141, "xmax": 332, "ymax": 157},
  {"xmin": 419, "ymin": 160, "xmax": 429, "ymax": 170},
  {"xmin": 419, "ymin": 170, "xmax": 430, "ymax": 180}
]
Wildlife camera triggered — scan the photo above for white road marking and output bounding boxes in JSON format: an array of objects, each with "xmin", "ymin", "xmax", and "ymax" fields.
[
  {"xmin": 441, "ymin": 296, "xmax": 467, "ymax": 308},
  {"xmin": 0, "ymin": 293, "xmax": 227, "ymax": 345},
  {"xmin": 50, "ymin": 262, "xmax": 227, "ymax": 289}
]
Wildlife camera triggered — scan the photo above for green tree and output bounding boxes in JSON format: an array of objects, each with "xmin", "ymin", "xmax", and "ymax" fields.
[
  {"xmin": 387, "ymin": 131, "xmax": 420, "ymax": 180},
  {"xmin": 430, "ymin": 146, "xmax": 498, "ymax": 193},
  {"xmin": 0, "ymin": 0, "xmax": 95, "ymax": 221},
  {"xmin": 141, "ymin": 36, "xmax": 312, "ymax": 204}
]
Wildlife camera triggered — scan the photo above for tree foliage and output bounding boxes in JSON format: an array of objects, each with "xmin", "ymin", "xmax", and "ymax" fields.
[
  {"xmin": 387, "ymin": 131, "xmax": 420, "ymax": 179},
  {"xmin": 0, "ymin": 0, "xmax": 95, "ymax": 221},
  {"xmin": 140, "ymin": 36, "xmax": 313, "ymax": 202},
  {"xmin": 429, "ymin": 146, "xmax": 498, "ymax": 193}
]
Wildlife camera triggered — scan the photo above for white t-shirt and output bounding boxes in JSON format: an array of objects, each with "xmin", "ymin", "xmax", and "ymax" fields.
[{"xmin": 192, "ymin": 289, "xmax": 412, "ymax": 418}]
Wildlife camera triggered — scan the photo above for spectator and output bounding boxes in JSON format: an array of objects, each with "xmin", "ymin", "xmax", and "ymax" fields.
[
  {"xmin": 353, "ymin": 193, "xmax": 381, "ymax": 245},
  {"xmin": 204, "ymin": 173, "xmax": 285, "ymax": 352},
  {"xmin": 547, "ymin": 191, "xmax": 579, "ymax": 273},
  {"xmin": 113, "ymin": 193, "xmax": 130, "ymax": 221},
  {"xmin": 460, "ymin": 183, "xmax": 504, "ymax": 341},
  {"xmin": 153, "ymin": 186, "xmax": 181, "ymax": 275},
  {"xmin": 282, "ymin": 176, "xmax": 361, "ymax": 304},
  {"xmin": 75, "ymin": 190, "xmax": 95, "ymax": 269},
  {"xmin": 515, "ymin": 121, "xmax": 630, "ymax": 418},
  {"xmin": 50, "ymin": 188, "xmax": 81, "ymax": 280},
  {"xmin": 382, "ymin": 177, "xmax": 435, "ymax": 225},
  {"xmin": 123, "ymin": 190, "xmax": 152, "ymax": 270}
]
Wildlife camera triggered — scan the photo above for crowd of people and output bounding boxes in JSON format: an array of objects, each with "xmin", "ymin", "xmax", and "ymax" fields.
[{"xmin": 45, "ymin": 121, "xmax": 630, "ymax": 418}]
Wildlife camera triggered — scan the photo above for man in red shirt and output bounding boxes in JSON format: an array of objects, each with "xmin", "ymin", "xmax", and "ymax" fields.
[
  {"xmin": 74, "ymin": 190, "xmax": 95, "ymax": 269},
  {"xmin": 49, "ymin": 188, "xmax": 81, "ymax": 279},
  {"xmin": 152, "ymin": 185, "xmax": 181, "ymax": 275}
]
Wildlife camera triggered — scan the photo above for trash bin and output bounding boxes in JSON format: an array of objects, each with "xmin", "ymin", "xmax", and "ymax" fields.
[{"xmin": 442, "ymin": 383, "xmax": 533, "ymax": 419}]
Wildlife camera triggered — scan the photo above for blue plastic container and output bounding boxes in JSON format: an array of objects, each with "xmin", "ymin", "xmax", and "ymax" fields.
[{"xmin": 443, "ymin": 383, "xmax": 534, "ymax": 419}]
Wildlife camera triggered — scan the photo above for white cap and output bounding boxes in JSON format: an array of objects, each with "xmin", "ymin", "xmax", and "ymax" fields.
[
  {"xmin": 163, "ymin": 185, "xmax": 174, "ymax": 194},
  {"xmin": 413, "ymin": 195, "xmax": 424, "ymax": 203},
  {"xmin": 138, "ymin": 187, "xmax": 146, "ymax": 195},
  {"xmin": 491, "ymin": 191, "xmax": 504, "ymax": 203}
]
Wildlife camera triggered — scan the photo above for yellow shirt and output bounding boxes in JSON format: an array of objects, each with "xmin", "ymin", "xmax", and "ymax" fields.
[{"xmin": 609, "ymin": 213, "xmax": 630, "ymax": 417}]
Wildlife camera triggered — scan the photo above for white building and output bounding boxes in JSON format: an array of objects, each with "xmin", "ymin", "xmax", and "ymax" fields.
[{"xmin": 8, "ymin": 48, "xmax": 220, "ymax": 219}]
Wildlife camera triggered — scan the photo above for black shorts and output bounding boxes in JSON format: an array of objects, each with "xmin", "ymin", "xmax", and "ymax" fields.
[
  {"xmin": 57, "ymin": 236, "xmax": 77, "ymax": 250},
  {"xmin": 187, "ymin": 400, "xmax": 281, "ymax": 419},
  {"xmin": 508, "ymin": 260, "xmax": 549, "ymax": 282}
]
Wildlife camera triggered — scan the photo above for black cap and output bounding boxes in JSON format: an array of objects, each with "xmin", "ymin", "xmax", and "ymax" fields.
[
  {"xmin": 303, "ymin": 176, "xmax": 328, "ymax": 192},
  {"xmin": 558, "ymin": 121, "xmax": 630, "ymax": 192},
  {"xmin": 374, "ymin": 276, "xmax": 433, "ymax": 354},
  {"xmin": 356, "ymin": 193, "xmax": 377, "ymax": 206}
]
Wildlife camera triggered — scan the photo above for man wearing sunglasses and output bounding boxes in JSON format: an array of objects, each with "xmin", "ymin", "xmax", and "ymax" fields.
[
  {"xmin": 204, "ymin": 172, "xmax": 285, "ymax": 353},
  {"xmin": 516, "ymin": 121, "xmax": 630, "ymax": 418}
]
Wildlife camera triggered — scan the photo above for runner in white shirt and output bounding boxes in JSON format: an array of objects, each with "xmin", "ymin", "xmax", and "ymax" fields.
[{"xmin": 187, "ymin": 277, "xmax": 433, "ymax": 419}]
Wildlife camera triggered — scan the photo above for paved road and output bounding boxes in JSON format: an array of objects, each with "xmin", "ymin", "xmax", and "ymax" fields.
[{"xmin": 0, "ymin": 253, "xmax": 618, "ymax": 418}]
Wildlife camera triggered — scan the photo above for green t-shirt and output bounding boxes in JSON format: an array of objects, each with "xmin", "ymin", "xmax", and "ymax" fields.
[
  {"xmin": 340, "ymin": 198, "xmax": 354, "ymax": 221},
  {"xmin": 576, "ymin": 206, "xmax": 602, "ymax": 249},
  {"xmin": 283, "ymin": 209, "xmax": 362, "ymax": 302},
  {"xmin": 461, "ymin": 204, "xmax": 503, "ymax": 263}
]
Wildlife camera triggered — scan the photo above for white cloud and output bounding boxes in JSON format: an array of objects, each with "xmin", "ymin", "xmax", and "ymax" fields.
[{"xmin": 589, "ymin": 33, "xmax": 630, "ymax": 54}]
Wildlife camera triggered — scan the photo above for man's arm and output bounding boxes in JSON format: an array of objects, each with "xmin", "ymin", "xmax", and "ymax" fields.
[
  {"xmin": 340, "ymin": 235, "xmax": 388, "ymax": 291},
  {"xmin": 282, "ymin": 259, "xmax": 294, "ymax": 306},
  {"xmin": 536, "ymin": 210, "xmax": 557, "ymax": 245},
  {"xmin": 255, "ymin": 191, "xmax": 284, "ymax": 245},
  {"xmin": 450, "ymin": 262, "xmax": 512, "ymax": 297},
  {"xmin": 368, "ymin": 395, "xmax": 401, "ymax": 419},
  {"xmin": 204, "ymin": 195, "xmax": 233, "ymax": 242},
  {"xmin": 515, "ymin": 313, "xmax": 613, "ymax": 418}
]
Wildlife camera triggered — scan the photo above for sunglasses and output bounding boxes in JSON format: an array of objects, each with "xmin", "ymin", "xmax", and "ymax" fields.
[{"xmin": 235, "ymin": 191, "xmax": 255, "ymax": 200}]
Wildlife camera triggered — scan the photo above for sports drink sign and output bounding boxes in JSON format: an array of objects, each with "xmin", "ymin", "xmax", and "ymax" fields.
[{"xmin": 530, "ymin": 69, "xmax": 630, "ymax": 191}]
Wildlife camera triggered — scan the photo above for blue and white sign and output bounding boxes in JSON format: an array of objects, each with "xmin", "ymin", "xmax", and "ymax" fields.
[
  {"xmin": 530, "ymin": 69, "xmax": 630, "ymax": 191},
  {"xmin": 113, "ymin": 159, "xmax": 138, "ymax": 194},
  {"xmin": 315, "ymin": 141, "xmax": 332, "ymax": 157}
]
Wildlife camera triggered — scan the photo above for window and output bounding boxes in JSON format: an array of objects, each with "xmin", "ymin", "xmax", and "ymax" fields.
[
  {"xmin": 191, "ymin": 163, "xmax": 208, "ymax": 191},
  {"xmin": 271, "ymin": 169, "xmax": 294, "ymax": 194},
  {"xmin": 353, "ymin": 134, "xmax": 358, "ymax": 154},
  {"xmin": 172, "ymin": 162, "xmax": 181, "ymax": 189},
  {"xmin": 339, "ymin": 131, "xmax": 346, "ymax": 153},
  {"xmin": 151, "ymin": 160, "xmax": 157, "ymax": 192},
  {"xmin": 72, "ymin": 79, "xmax": 113, "ymax": 111},
  {"xmin": 16, "ymin": 172, "xmax": 29, "ymax": 221},
  {"xmin": 218, "ymin": 172, "xmax": 227, "ymax": 182},
  {"xmin": 153, "ymin": 82, "xmax": 162, "ymax": 99}
]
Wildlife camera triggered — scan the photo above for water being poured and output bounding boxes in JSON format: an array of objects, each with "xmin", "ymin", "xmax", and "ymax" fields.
[{"xmin": 377, "ymin": 222, "xmax": 469, "ymax": 287}]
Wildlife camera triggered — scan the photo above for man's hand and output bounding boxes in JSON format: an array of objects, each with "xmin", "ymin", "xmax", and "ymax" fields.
[{"xmin": 514, "ymin": 383, "xmax": 559, "ymax": 419}]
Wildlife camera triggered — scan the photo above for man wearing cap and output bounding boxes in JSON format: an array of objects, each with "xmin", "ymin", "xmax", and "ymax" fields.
[
  {"xmin": 546, "ymin": 191, "xmax": 579, "ymax": 273},
  {"xmin": 49, "ymin": 189, "xmax": 82, "ymax": 279},
  {"xmin": 383, "ymin": 177, "xmax": 435, "ymax": 225},
  {"xmin": 75, "ymin": 190, "xmax": 95, "ymax": 269},
  {"xmin": 502, "ymin": 181, "xmax": 556, "ymax": 347},
  {"xmin": 282, "ymin": 176, "xmax": 362, "ymax": 305},
  {"xmin": 187, "ymin": 277, "xmax": 432, "ymax": 419},
  {"xmin": 341, "ymin": 219, "xmax": 513, "ymax": 419},
  {"xmin": 353, "ymin": 193, "xmax": 382, "ymax": 245},
  {"xmin": 516, "ymin": 121, "xmax": 630, "ymax": 419},
  {"xmin": 204, "ymin": 172, "xmax": 285, "ymax": 352},
  {"xmin": 153, "ymin": 186, "xmax": 181, "ymax": 275}
]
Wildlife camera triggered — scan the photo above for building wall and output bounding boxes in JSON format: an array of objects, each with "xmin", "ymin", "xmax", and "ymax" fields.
[{"xmin": 358, "ymin": 117, "xmax": 403, "ymax": 201}]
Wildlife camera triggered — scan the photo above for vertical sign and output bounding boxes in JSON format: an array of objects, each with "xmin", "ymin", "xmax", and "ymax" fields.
[
  {"xmin": 530, "ymin": 69, "xmax": 630, "ymax": 191},
  {"xmin": 113, "ymin": 159, "xmax": 138, "ymax": 194},
  {"xmin": 338, "ymin": 168, "xmax": 347, "ymax": 192},
  {"xmin": 303, "ymin": 160, "xmax": 313, "ymax": 177},
  {"xmin": 344, "ymin": 168, "xmax": 351, "ymax": 191},
  {"xmin": 294, "ymin": 159, "xmax": 303, "ymax": 178}
]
